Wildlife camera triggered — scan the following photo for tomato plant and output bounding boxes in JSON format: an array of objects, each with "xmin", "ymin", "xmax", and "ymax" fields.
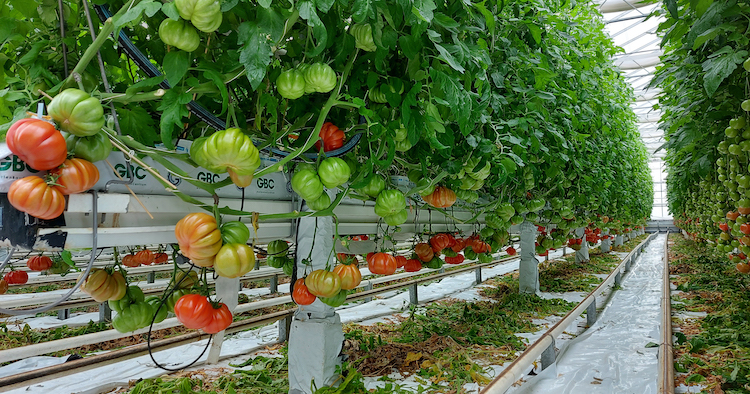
[
  {"xmin": 6, "ymin": 118, "xmax": 67, "ymax": 170},
  {"xmin": 8, "ymin": 176, "xmax": 66, "ymax": 220}
]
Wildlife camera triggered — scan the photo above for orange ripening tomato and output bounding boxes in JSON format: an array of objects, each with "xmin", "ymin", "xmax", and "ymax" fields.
[
  {"xmin": 49, "ymin": 158, "xmax": 99, "ymax": 195},
  {"xmin": 415, "ymin": 243, "xmax": 434, "ymax": 263},
  {"xmin": 394, "ymin": 255, "xmax": 407, "ymax": 268},
  {"xmin": 314, "ymin": 122, "xmax": 344, "ymax": 152},
  {"xmin": 121, "ymin": 254, "xmax": 139, "ymax": 267},
  {"xmin": 422, "ymin": 186, "xmax": 457, "ymax": 209},
  {"xmin": 26, "ymin": 255, "xmax": 53, "ymax": 271},
  {"xmin": 368, "ymin": 252, "xmax": 397, "ymax": 275},
  {"xmin": 430, "ymin": 233, "xmax": 452, "ymax": 254},
  {"xmin": 292, "ymin": 278, "xmax": 316, "ymax": 305},
  {"xmin": 134, "ymin": 249, "xmax": 155, "ymax": 265},
  {"xmin": 305, "ymin": 269, "xmax": 341, "ymax": 298},
  {"xmin": 8, "ymin": 176, "xmax": 66, "ymax": 220},
  {"xmin": 0, "ymin": 279, "xmax": 7, "ymax": 294},
  {"xmin": 174, "ymin": 213, "xmax": 222, "ymax": 267},
  {"xmin": 154, "ymin": 252, "xmax": 169, "ymax": 264},
  {"xmin": 3, "ymin": 270, "xmax": 28, "ymax": 285},
  {"xmin": 6, "ymin": 118, "xmax": 67, "ymax": 170},
  {"xmin": 451, "ymin": 238, "xmax": 466, "ymax": 253},
  {"xmin": 333, "ymin": 264, "xmax": 362, "ymax": 290},
  {"xmin": 202, "ymin": 303, "xmax": 233, "ymax": 334}
]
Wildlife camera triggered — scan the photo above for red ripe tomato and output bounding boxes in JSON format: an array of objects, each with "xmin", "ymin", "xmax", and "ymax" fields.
[
  {"xmin": 422, "ymin": 186, "xmax": 457, "ymax": 209},
  {"xmin": 8, "ymin": 176, "xmax": 66, "ymax": 220},
  {"xmin": 154, "ymin": 252, "xmax": 169, "ymax": 264},
  {"xmin": 404, "ymin": 258, "xmax": 422, "ymax": 272},
  {"xmin": 415, "ymin": 243, "xmax": 434, "ymax": 262},
  {"xmin": 292, "ymin": 278, "xmax": 316, "ymax": 305},
  {"xmin": 0, "ymin": 279, "xmax": 7, "ymax": 294},
  {"xmin": 134, "ymin": 249, "xmax": 155, "ymax": 265},
  {"xmin": 451, "ymin": 238, "xmax": 466, "ymax": 253},
  {"xmin": 202, "ymin": 303, "xmax": 233, "ymax": 334},
  {"xmin": 728, "ymin": 211, "xmax": 741, "ymax": 221},
  {"xmin": 365, "ymin": 252, "xmax": 376, "ymax": 264},
  {"xmin": 506, "ymin": 247, "xmax": 517, "ymax": 256},
  {"xmin": 3, "ymin": 270, "xmax": 29, "ymax": 285},
  {"xmin": 315, "ymin": 122, "xmax": 345, "ymax": 152},
  {"xmin": 333, "ymin": 264, "xmax": 362, "ymax": 290},
  {"xmin": 394, "ymin": 255, "xmax": 407, "ymax": 268},
  {"xmin": 174, "ymin": 294, "xmax": 215, "ymax": 329},
  {"xmin": 741, "ymin": 223, "xmax": 750, "ymax": 235},
  {"xmin": 121, "ymin": 254, "xmax": 139, "ymax": 267},
  {"xmin": 49, "ymin": 158, "xmax": 100, "ymax": 195},
  {"xmin": 368, "ymin": 252, "xmax": 397, "ymax": 275},
  {"xmin": 6, "ymin": 118, "xmax": 67, "ymax": 170},
  {"xmin": 470, "ymin": 239, "xmax": 491, "ymax": 254},
  {"xmin": 361, "ymin": 235, "xmax": 369, "ymax": 240},
  {"xmin": 430, "ymin": 234, "xmax": 452, "ymax": 253},
  {"xmin": 27, "ymin": 255, "xmax": 53, "ymax": 271}
]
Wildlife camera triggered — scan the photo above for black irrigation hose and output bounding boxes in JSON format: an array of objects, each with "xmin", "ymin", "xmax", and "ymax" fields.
[
  {"xmin": 146, "ymin": 261, "xmax": 212, "ymax": 371},
  {"xmin": 93, "ymin": 4, "xmax": 362, "ymax": 160}
]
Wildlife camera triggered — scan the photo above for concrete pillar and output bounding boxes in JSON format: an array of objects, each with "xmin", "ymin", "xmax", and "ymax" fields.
[
  {"xmin": 574, "ymin": 227, "xmax": 589, "ymax": 263},
  {"xmin": 601, "ymin": 229, "xmax": 611, "ymax": 253},
  {"xmin": 519, "ymin": 221, "xmax": 540, "ymax": 294},
  {"xmin": 289, "ymin": 194, "xmax": 343, "ymax": 394},
  {"xmin": 615, "ymin": 234, "xmax": 624, "ymax": 247}
]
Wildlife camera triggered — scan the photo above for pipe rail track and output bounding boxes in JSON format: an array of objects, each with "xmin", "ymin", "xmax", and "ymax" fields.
[
  {"xmin": 481, "ymin": 231, "xmax": 655, "ymax": 393},
  {"xmin": 659, "ymin": 232, "xmax": 675, "ymax": 393}
]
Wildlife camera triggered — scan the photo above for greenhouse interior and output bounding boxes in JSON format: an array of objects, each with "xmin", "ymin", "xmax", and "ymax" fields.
[{"xmin": 0, "ymin": 0, "xmax": 745, "ymax": 392}]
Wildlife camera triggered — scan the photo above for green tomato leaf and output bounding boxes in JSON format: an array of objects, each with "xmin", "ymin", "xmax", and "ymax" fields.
[
  {"xmin": 202, "ymin": 69, "xmax": 229, "ymax": 115},
  {"xmin": 163, "ymin": 51, "xmax": 189, "ymax": 87},
  {"xmin": 433, "ymin": 43, "xmax": 465, "ymax": 73},
  {"xmin": 412, "ymin": 0, "xmax": 436, "ymax": 23},
  {"xmin": 238, "ymin": 21, "xmax": 274, "ymax": 90},
  {"xmin": 117, "ymin": 106, "xmax": 159, "ymax": 146},
  {"xmin": 60, "ymin": 250, "xmax": 75, "ymax": 268},
  {"xmin": 156, "ymin": 89, "xmax": 191, "ymax": 149},
  {"xmin": 701, "ymin": 46, "xmax": 747, "ymax": 97},
  {"xmin": 161, "ymin": 2, "xmax": 180, "ymax": 20},
  {"xmin": 298, "ymin": 0, "xmax": 328, "ymax": 57},
  {"xmin": 352, "ymin": 0, "xmax": 375, "ymax": 23}
]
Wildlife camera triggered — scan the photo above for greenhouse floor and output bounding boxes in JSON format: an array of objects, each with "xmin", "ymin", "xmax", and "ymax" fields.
[{"xmin": 510, "ymin": 234, "xmax": 665, "ymax": 393}]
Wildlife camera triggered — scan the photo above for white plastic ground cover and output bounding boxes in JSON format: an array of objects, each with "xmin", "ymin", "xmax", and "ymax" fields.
[
  {"xmin": 1, "ymin": 248, "xmax": 564, "ymax": 394},
  {"xmin": 509, "ymin": 234, "xmax": 664, "ymax": 394}
]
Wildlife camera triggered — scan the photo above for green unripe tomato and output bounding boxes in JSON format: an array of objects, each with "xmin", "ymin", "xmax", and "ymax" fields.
[
  {"xmin": 276, "ymin": 70, "xmax": 306, "ymax": 99},
  {"xmin": 395, "ymin": 139, "xmax": 413, "ymax": 152},
  {"xmin": 727, "ymin": 127, "xmax": 739, "ymax": 138},
  {"xmin": 292, "ymin": 169, "xmax": 325, "ymax": 201},
  {"xmin": 158, "ymin": 19, "xmax": 200, "ymax": 52},
  {"xmin": 357, "ymin": 175, "xmax": 386, "ymax": 198},
  {"xmin": 220, "ymin": 221, "xmax": 250, "ymax": 244},
  {"xmin": 368, "ymin": 86, "xmax": 388, "ymax": 103},
  {"xmin": 304, "ymin": 63, "xmax": 337, "ymax": 93},
  {"xmin": 742, "ymin": 100, "xmax": 750, "ymax": 112},
  {"xmin": 374, "ymin": 189, "xmax": 406, "ymax": 217},
  {"xmin": 731, "ymin": 117, "xmax": 746, "ymax": 130},
  {"xmin": 744, "ymin": 57, "xmax": 750, "ymax": 72},
  {"xmin": 307, "ymin": 192, "xmax": 331, "ymax": 211},
  {"xmin": 318, "ymin": 158, "xmax": 351, "ymax": 189},
  {"xmin": 383, "ymin": 209, "xmax": 408, "ymax": 226},
  {"xmin": 349, "ymin": 24, "xmax": 376, "ymax": 52},
  {"xmin": 62, "ymin": 130, "xmax": 112, "ymax": 162},
  {"xmin": 47, "ymin": 88, "xmax": 105, "ymax": 136},
  {"xmin": 394, "ymin": 125, "xmax": 408, "ymax": 142},
  {"xmin": 174, "ymin": 0, "xmax": 222, "ymax": 33}
]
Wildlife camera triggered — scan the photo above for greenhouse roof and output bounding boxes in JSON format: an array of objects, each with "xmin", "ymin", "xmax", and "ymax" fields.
[{"xmin": 599, "ymin": 0, "xmax": 669, "ymax": 218}]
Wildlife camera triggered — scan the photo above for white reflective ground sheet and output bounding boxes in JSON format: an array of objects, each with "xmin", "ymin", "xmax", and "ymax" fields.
[{"xmin": 511, "ymin": 234, "xmax": 664, "ymax": 394}]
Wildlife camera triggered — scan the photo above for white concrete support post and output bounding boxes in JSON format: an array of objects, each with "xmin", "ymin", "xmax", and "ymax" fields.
[
  {"xmin": 615, "ymin": 234, "xmax": 624, "ymax": 247},
  {"xmin": 519, "ymin": 221, "xmax": 540, "ymax": 294},
  {"xmin": 574, "ymin": 227, "xmax": 590, "ymax": 263},
  {"xmin": 289, "ymin": 198, "xmax": 343, "ymax": 394},
  {"xmin": 206, "ymin": 276, "xmax": 240, "ymax": 364},
  {"xmin": 601, "ymin": 229, "xmax": 611, "ymax": 253}
]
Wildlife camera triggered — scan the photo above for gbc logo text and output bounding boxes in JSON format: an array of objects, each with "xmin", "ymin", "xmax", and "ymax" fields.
[{"xmin": 0, "ymin": 156, "xmax": 40, "ymax": 173}]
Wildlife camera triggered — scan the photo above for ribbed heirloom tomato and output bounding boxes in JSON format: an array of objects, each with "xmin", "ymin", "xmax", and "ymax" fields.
[
  {"xmin": 220, "ymin": 221, "xmax": 251, "ymax": 244},
  {"xmin": 291, "ymin": 166, "xmax": 325, "ymax": 201},
  {"xmin": 134, "ymin": 249, "xmax": 155, "ymax": 265},
  {"xmin": 394, "ymin": 255, "xmax": 407, "ymax": 268},
  {"xmin": 47, "ymin": 88, "xmax": 105, "ymax": 137},
  {"xmin": 368, "ymin": 252, "xmax": 397, "ymax": 275},
  {"xmin": 62, "ymin": 131, "xmax": 112, "ymax": 163},
  {"xmin": 6, "ymin": 118, "xmax": 67, "ymax": 170},
  {"xmin": 174, "ymin": 294, "xmax": 214, "ymax": 329},
  {"xmin": 305, "ymin": 269, "xmax": 341, "ymax": 298},
  {"xmin": 292, "ymin": 278, "xmax": 316, "ymax": 305},
  {"xmin": 202, "ymin": 303, "xmax": 233, "ymax": 334},
  {"xmin": 276, "ymin": 69, "xmax": 306, "ymax": 99},
  {"xmin": 0, "ymin": 279, "xmax": 7, "ymax": 294},
  {"xmin": 315, "ymin": 122, "xmax": 344, "ymax": 152},
  {"xmin": 404, "ymin": 258, "xmax": 422, "ymax": 272},
  {"xmin": 121, "ymin": 254, "xmax": 139, "ymax": 267},
  {"xmin": 415, "ymin": 243, "xmax": 434, "ymax": 262},
  {"xmin": 423, "ymin": 186, "xmax": 457, "ymax": 209},
  {"xmin": 318, "ymin": 158, "xmax": 351, "ymax": 189},
  {"xmin": 349, "ymin": 24, "xmax": 376, "ymax": 51},
  {"xmin": 153, "ymin": 252, "xmax": 169, "ymax": 264},
  {"xmin": 4, "ymin": 270, "xmax": 28, "ymax": 285},
  {"xmin": 213, "ymin": 243, "xmax": 254, "ymax": 278},
  {"xmin": 174, "ymin": 213, "xmax": 223, "ymax": 267},
  {"xmin": 304, "ymin": 63, "xmax": 337, "ymax": 93},
  {"xmin": 332, "ymin": 264, "xmax": 362, "ymax": 290},
  {"xmin": 175, "ymin": 0, "xmax": 223, "ymax": 33},
  {"xmin": 50, "ymin": 158, "xmax": 100, "ymax": 195},
  {"xmin": 158, "ymin": 19, "xmax": 200, "ymax": 52},
  {"xmin": 195, "ymin": 128, "xmax": 261, "ymax": 188},
  {"xmin": 26, "ymin": 255, "xmax": 53, "ymax": 271},
  {"xmin": 8, "ymin": 176, "xmax": 66, "ymax": 220}
]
